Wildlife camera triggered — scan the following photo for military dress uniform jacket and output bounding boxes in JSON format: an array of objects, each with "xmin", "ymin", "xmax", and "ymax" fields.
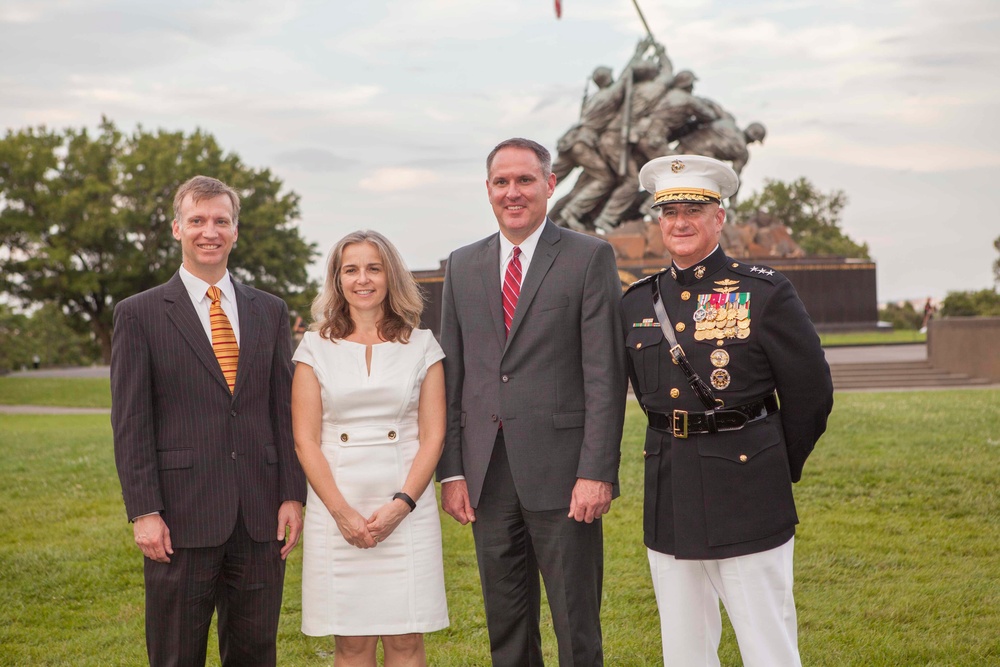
[{"xmin": 621, "ymin": 247, "xmax": 833, "ymax": 560}]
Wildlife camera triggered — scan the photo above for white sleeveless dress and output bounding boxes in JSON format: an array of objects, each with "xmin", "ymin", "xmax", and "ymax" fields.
[{"xmin": 292, "ymin": 329, "xmax": 449, "ymax": 636}]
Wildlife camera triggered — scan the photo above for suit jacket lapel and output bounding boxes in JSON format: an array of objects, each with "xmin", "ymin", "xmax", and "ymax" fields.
[
  {"xmin": 232, "ymin": 281, "xmax": 258, "ymax": 398},
  {"xmin": 163, "ymin": 272, "xmax": 231, "ymax": 393},
  {"xmin": 479, "ymin": 234, "xmax": 507, "ymax": 349},
  {"xmin": 505, "ymin": 219, "xmax": 561, "ymax": 351}
]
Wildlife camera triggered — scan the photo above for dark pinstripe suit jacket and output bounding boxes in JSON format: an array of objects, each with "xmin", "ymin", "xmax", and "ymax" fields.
[{"xmin": 111, "ymin": 272, "xmax": 306, "ymax": 547}]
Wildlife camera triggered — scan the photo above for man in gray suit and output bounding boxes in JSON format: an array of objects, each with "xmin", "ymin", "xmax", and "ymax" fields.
[
  {"xmin": 111, "ymin": 176, "xmax": 306, "ymax": 666},
  {"xmin": 437, "ymin": 138, "xmax": 627, "ymax": 666}
]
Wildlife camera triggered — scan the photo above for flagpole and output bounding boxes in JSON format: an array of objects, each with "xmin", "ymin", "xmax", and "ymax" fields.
[{"xmin": 631, "ymin": 0, "xmax": 656, "ymax": 43}]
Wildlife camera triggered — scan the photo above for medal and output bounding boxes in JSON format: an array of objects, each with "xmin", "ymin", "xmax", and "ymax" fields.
[
  {"xmin": 693, "ymin": 294, "xmax": 711, "ymax": 323},
  {"xmin": 736, "ymin": 328, "xmax": 750, "ymax": 339},
  {"xmin": 710, "ymin": 369, "xmax": 731, "ymax": 390},
  {"xmin": 710, "ymin": 349, "xmax": 730, "ymax": 367}
]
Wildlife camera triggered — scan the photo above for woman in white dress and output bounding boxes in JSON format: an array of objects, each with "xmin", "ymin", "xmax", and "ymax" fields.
[{"xmin": 291, "ymin": 230, "xmax": 448, "ymax": 667}]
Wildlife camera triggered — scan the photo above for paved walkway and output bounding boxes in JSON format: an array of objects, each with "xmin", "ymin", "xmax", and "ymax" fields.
[
  {"xmin": 7, "ymin": 366, "xmax": 111, "ymax": 379},
  {"xmin": 0, "ymin": 405, "xmax": 110, "ymax": 414}
]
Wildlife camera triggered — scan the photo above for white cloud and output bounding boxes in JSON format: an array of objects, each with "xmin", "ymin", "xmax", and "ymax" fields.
[{"xmin": 357, "ymin": 167, "xmax": 441, "ymax": 192}]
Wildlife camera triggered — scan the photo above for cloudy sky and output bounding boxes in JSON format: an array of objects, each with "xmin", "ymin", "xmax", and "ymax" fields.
[{"xmin": 2, "ymin": 0, "xmax": 998, "ymax": 303}]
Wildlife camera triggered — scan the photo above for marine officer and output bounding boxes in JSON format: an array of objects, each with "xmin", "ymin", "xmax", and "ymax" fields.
[{"xmin": 621, "ymin": 155, "xmax": 834, "ymax": 667}]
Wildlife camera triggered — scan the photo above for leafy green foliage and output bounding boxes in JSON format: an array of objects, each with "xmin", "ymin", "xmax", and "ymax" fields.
[
  {"xmin": 939, "ymin": 288, "xmax": 1000, "ymax": 317},
  {"xmin": 735, "ymin": 177, "xmax": 870, "ymax": 258},
  {"xmin": 0, "ymin": 117, "xmax": 318, "ymax": 362},
  {"xmin": 993, "ymin": 234, "xmax": 999, "ymax": 286},
  {"xmin": 0, "ymin": 303, "xmax": 100, "ymax": 372},
  {"xmin": 878, "ymin": 301, "xmax": 924, "ymax": 330}
]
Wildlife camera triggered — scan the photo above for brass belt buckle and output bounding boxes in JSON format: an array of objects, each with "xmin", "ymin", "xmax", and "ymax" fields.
[{"xmin": 672, "ymin": 410, "xmax": 688, "ymax": 439}]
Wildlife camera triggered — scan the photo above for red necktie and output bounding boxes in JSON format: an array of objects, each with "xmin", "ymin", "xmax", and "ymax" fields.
[
  {"xmin": 207, "ymin": 286, "xmax": 239, "ymax": 393},
  {"xmin": 502, "ymin": 247, "xmax": 522, "ymax": 336}
]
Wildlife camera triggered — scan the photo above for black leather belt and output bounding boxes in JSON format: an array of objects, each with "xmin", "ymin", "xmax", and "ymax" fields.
[{"xmin": 647, "ymin": 392, "xmax": 779, "ymax": 438}]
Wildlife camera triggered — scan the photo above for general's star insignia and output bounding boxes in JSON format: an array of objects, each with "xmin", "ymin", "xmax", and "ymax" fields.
[{"xmin": 750, "ymin": 266, "xmax": 775, "ymax": 276}]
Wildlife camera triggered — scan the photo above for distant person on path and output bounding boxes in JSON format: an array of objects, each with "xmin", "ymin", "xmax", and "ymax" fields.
[
  {"xmin": 111, "ymin": 175, "xmax": 306, "ymax": 667},
  {"xmin": 437, "ymin": 137, "xmax": 627, "ymax": 666},
  {"xmin": 920, "ymin": 297, "xmax": 935, "ymax": 332},
  {"xmin": 291, "ymin": 230, "xmax": 448, "ymax": 666},
  {"xmin": 621, "ymin": 155, "xmax": 834, "ymax": 666}
]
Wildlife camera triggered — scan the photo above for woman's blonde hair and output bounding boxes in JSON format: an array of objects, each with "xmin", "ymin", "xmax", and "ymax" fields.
[{"xmin": 311, "ymin": 230, "xmax": 424, "ymax": 343}]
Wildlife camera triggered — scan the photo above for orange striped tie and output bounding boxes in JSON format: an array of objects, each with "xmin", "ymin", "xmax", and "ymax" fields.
[{"xmin": 207, "ymin": 286, "xmax": 239, "ymax": 393}]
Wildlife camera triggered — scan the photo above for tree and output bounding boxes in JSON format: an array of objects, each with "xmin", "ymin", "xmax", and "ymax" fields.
[
  {"xmin": 939, "ymin": 289, "xmax": 1000, "ymax": 318},
  {"xmin": 0, "ymin": 303, "xmax": 101, "ymax": 372},
  {"xmin": 735, "ymin": 177, "xmax": 870, "ymax": 258},
  {"xmin": 993, "ymin": 234, "xmax": 999, "ymax": 286},
  {"xmin": 878, "ymin": 301, "xmax": 923, "ymax": 330},
  {"xmin": 0, "ymin": 117, "xmax": 318, "ymax": 363}
]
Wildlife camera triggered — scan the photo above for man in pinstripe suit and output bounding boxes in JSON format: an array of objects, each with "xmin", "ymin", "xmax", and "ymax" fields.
[{"xmin": 111, "ymin": 176, "xmax": 306, "ymax": 667}]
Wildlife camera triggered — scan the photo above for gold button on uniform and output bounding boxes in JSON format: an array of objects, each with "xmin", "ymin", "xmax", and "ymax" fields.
[
  {"xmin": 670, "ymin": 388, "xmax": 680, "ymax": 398},
  {"xmin": 636, "ymin": 342, "xmax": 642, "ymax": 349},
  {"xmin": 340, "ymin": 433, "xmax": 349, "ymax": 442},
  {"xmin": 388, "ymin": 430, "xmax": 397, "ymax": 440},
  {"xmin": 739, "ymin": 454, "xmax": 748, "ymax": 463},
  {"xmin": 681, "ymin": 291, "xmax": 691, "ymax": 301},
  {"xmin": 675, "ymin": 322, "xmax": 685, "ymax": 332}
]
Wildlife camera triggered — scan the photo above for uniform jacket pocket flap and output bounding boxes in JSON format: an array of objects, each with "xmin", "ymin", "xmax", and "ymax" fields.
[
  {"xmin": 643, "ymin": 430, "xmax": 663, "ymax": 457},
  {"xmin": 626, "ymin": 327, "xmax": 664, "ymax": 350},
  {"xmin": 552, "ymin": 411, "xmax": 585, "ymax": 429},
  {"xmin": 157, "ymin": 449, "xmax": 193, "ymax": 470},
  {"xmin": 264, "ymin": 445, "xmax": 278, "ymax": 464},
  {"xmin": 696, "ymin": 421, "xmax": 780, "ymax": 463}
]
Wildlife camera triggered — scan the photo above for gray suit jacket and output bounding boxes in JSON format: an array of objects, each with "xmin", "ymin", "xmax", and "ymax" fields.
[
  {"xmin": 437, "ymin": 220, "xmax": 627, "ymax": 511},
  {"xmin": 111, "ymin": 272, "xmax": 306, "ymax": 548}
]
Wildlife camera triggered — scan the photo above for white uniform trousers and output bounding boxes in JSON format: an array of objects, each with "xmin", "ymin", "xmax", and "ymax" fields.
[{"xmin": 647, "ymin": 537, "xmax": 800, "ymax": 667}]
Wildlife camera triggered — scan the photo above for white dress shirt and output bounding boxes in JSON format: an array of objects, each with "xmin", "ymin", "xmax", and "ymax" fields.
[{"xmin": 178, "ymin": 265, "xmax": 241, "ymax": 346}]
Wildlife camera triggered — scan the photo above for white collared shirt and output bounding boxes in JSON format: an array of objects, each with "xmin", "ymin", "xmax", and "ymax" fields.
[
  {"xmin": 178, "ymin": 265, "xmax": 241, "ymax": 346},
  {"xmin": 498, "ymin": 219, "xmax": 547, "ymax": 287},
  {"xmin": 673, "ymin": 245, "xmax": 721, "ymax": 271}
]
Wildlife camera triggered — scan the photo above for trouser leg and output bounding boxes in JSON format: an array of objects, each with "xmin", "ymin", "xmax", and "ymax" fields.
[
  {"xmin": 710, "ymin": 538, "xmax": 801, "ymax": 667},
  {"xmin": 528, "ymin": 507, "xmax": 604, "ymax": 666},
  {"xmin": 216, "ymin": 510, "xmax": 286, "ymax": 667},
  {"xmin": 647, "ymin": 548, "xmax": 722, "ymax": 667},
  {"xmin": 144, "ymin": 544, "xmax": 224, "ymax": 667},
  {"xmin": 472, "ymin": 432, "xmax": 543, "ymax": 667}
]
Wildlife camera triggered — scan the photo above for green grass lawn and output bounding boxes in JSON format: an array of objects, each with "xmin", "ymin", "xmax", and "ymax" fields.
[
  {"xmin": 819, "ymin": 329, "xmax": 926, "ymax": 346},
  {"xmin": 0, "ymin": 377, "xmax": 111, "ymax": 407},
  {"xmin": 1, "ymin": 389, "xmax": 997, "ymax": 665}
]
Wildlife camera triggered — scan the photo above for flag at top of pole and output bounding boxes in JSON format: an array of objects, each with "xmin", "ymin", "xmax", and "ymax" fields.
[{"xmin": 555, "ymin": 1, "xmax": 562, "ymax": 19}]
